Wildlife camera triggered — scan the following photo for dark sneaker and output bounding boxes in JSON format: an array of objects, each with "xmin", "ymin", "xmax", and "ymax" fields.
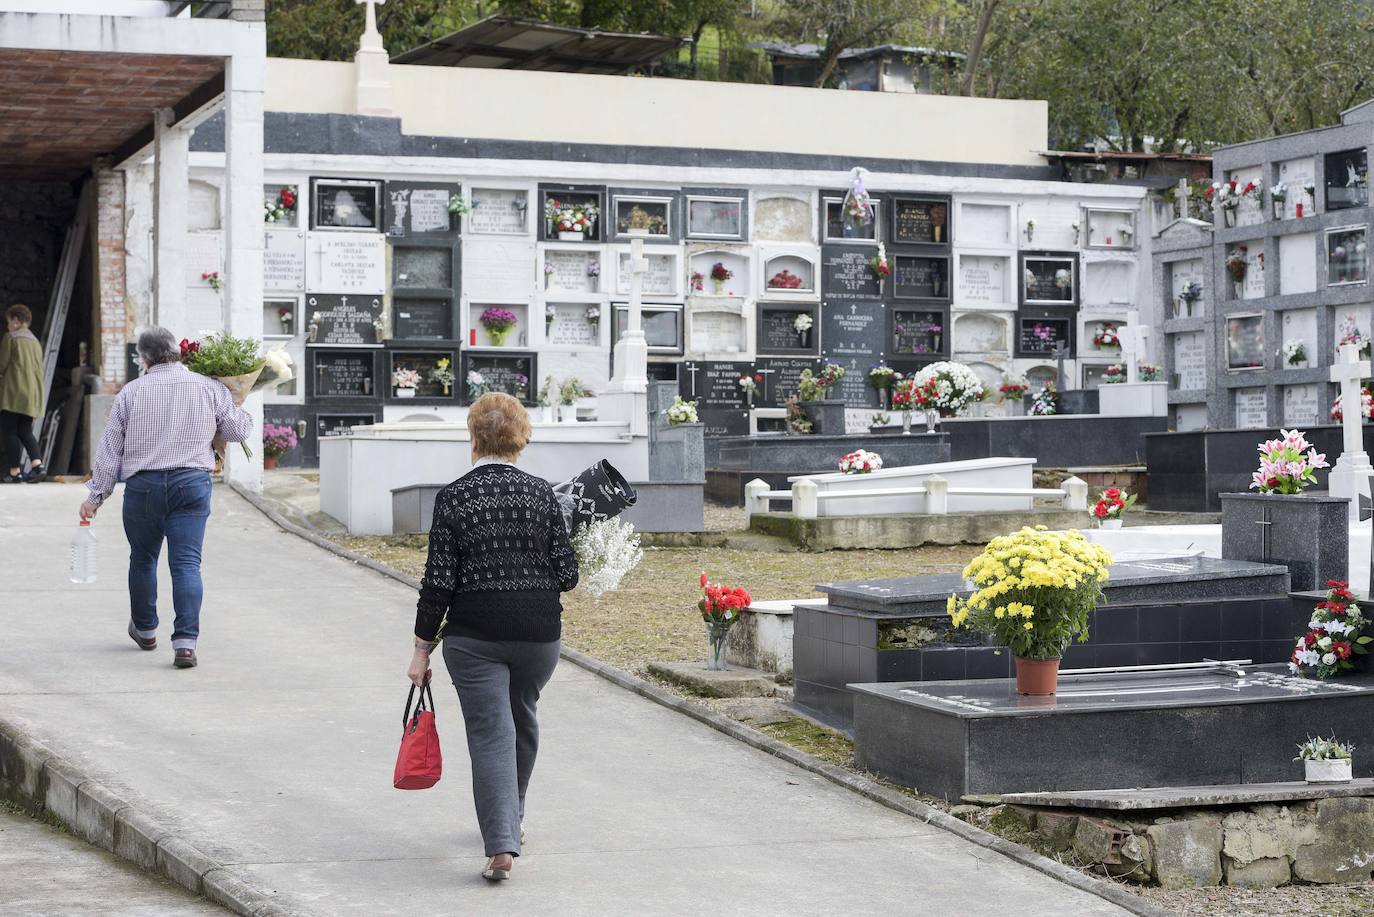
[
  {"xmin": 0, "ymin": 474, "xmax": 21, "ymax": 484},
  {"xmin": 23, "ymin": 467, "xmax": 46, "ymax": 483},
  {"xmin": 127, "ymin": 622, "xmax": 156, "ymax": 651},
  {"xmin": 174, "ymin": 649, "xmax": 198, "ymax": 669}
]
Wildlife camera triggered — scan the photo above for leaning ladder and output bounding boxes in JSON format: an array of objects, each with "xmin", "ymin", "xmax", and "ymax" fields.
[{"xmin": 36, "ymin": 182, "xmax": 92, "ymax": 440}]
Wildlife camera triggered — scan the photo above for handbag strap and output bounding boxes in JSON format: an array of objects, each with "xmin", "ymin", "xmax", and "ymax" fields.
[{"xmin": 402, "ymin": 681, "xmax": 436, "ymax": 728}]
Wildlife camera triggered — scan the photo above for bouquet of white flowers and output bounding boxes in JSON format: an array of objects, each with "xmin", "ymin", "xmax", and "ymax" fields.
[
  {"xmin": 666, "ymin": 396, "xmax": 699, "ymax": 425},
  {"xmin": 572, "ymin": 517, "xmax": 645, "ymax": 597},
  {"xmin": 911, "ymin": 361, "xmax": 985, "ymax": 417}
]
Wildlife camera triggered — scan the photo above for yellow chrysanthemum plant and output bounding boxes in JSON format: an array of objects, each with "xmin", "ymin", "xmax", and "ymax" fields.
[{"xmin": 948, "ymin": 527, "xmax": 1113, "ymax": 690}]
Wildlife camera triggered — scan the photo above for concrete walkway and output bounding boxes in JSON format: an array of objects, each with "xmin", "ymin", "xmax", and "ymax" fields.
[{"xmin": 0, "ymin": 484, "xmax": 1130, "ymax": 916}]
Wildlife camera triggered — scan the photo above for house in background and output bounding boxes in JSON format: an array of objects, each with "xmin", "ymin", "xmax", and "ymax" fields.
[{"xmin": 755, "ymin": 42, "xmax": 964, "ymax": 93}]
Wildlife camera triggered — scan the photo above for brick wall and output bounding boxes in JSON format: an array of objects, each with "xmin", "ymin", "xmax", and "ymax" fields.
[{"xmin": 94, "ymin": 164, "xmax": 127, "ymax": 393}]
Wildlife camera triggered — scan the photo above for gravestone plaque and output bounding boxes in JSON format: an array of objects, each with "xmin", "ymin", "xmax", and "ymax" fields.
[
  {"xmin": 1226, "ymin": 314, "xmax": 1265, "ymax": 371},
  {"xmin": 1083, "ymin": 260, "xmax": 1133, "ymax": 305},
  {"xmin": 1235, "ymin": 388, "xmax": 1267, "ymax": 428},
  {"xmin": 390, "ymin": 351, "xmax": 456, "ymax": 399},
  {"xmin": 184, "ymin": 231, "xmax": 221, "ymax": 287},
  {"xmin": 1276, "ymin": 158, "xmax": 1315, "ymax": 219},
  {"xmin": 545, "ymin": 250, "xmax": 600, "ymax": 294},
  {"xmin": 952, "ymin": 313, "xmax": 1003, "ymax": 353},
  {"xmin": 263, "ymin": 229, "xmax": 305, "ymax": 290},
  {"xmin": 686, "ymin": 197, "xmax": 744, "ymax": 239},
  {"xmin": 312, "ymin": 178, "xmax": 382, "ymax": 230},
  {"xmin": 822, "ymin": 300, "xmax": 884, "ymax": 408},
  {"xmin": 460, "ymin": 352, "xmax": 535, "ymax": 404},
  {"xmin": 308, "ymin": 294, "xmax": 384, "ymax": 346},
  {"xmin": 546, "ymin": 304, "xmax": 599, "ymax": 347},
  {"xmin": 1173, "ymin": 331, "xmax": 1207, "ymax": 389},
  {"xmin": 392, "ymin": 299, "xmax": 452, "ymax": 341},
  {"xmin": 1022, "ymin": 256, "xmax": 1076, "ymax": 304},
  {"xmin": 958, "ymin": 255, "xmax": 1006, "ymax": 305},
  {"xmin": 893, "ymin": 310, "xmax": 945, "ymax": 356},
  {"xmin": 616, "ymin": 251, "xmax": 675, "ymax": 295},
  {"xmin": 958, "ymin": 203, "xmax": 1012, "ymax": 246},
  {"xmin": 308, "ymin": 232, "xmax": 385, "ymax": 294},
  {"xmin": 312, "ymin": 350, "xmax": 377, "ymax": 399},
  {"xmin": 754, "ymin": 197, "xmax": 811, "ymax": 242},
  {"xmin": 614, "ymin": 305, "xmax": 682, "ymax": 353},
  {"xmin": 1017, "ymin": 314, "xmax": 1073, "ymax": 356},
  {"xmin": 463, "ymin": 239, "xmax": 533, "ymax": 300},
  {"xmin": 316, "ymin": 413, "xmax": 377, "ymax": 441},
  {"xmin": 679, "ymin": 360, "xmax": 751, "ymax": 437},
  {"xmin": 689, "ymin": 310, "xmax": 745, "ymax": 354},
  {"xmin": 393, "ymin": 247, "xmax": 452, "ymax": 290},
  {"xmin": 467, "ymin": 188, "xmax": 529, "ymax": 235},
  {"xmin": 1168, "ymin": 258, "xmax": 1206, "ymax": 317},
  {"xmin": 1325, "ymin": 148, "xmax": 1368, "ymax": 211},
  {"xmin": 385, "ymin": 181, "xmax": 459, "ymax": 238},
  {"xmin": 822, "ymin": 248, "xmax": 881, "ymax": 300},
  {"xmin": 757, "ymin": 357, "xmax": 821, "ymax": 407},
  {"xmin": 890, "ymin": 197, "xmax": 948, "ymax": 245},
  {"xmin": 1242, "ymin": 247, "xmax": 1266, "ymax": 299},
  {"xmin": 759, "ymin": 305, "xmax": 814, "ymax": 354},
  {"xmin": 1284, "ymin": 384, "xmax": 1321, "ymax": 426},
  {"xmin": 541, "ymin": 187, "xmax": 603, "ymax": 241},
  {"xmin": 893, "ymin": 255, "xmax": 949, "ymax": 300}
]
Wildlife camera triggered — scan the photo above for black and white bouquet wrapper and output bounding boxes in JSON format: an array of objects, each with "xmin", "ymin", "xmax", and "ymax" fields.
[{"xmin": 553, "ymin": 461, "xmax": 644, "ymax": 596}]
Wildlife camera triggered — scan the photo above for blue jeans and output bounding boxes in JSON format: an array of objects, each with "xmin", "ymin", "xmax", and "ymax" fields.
[{"xmin": 122, "ymin": 469, "xmax": 212, "ymax": 649}]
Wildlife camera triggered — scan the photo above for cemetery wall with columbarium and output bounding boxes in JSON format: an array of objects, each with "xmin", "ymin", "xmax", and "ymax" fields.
[
  {"xmin": 1149, "ymin": 101, "xmax": 1374, "ymax": 509},
  {"xmin": 113, "ymin": 54, "xmax": 1152, "ymax": 482}
]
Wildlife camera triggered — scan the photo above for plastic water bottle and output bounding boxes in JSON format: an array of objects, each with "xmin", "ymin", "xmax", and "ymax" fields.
[{"xmin": 70, "ymin": 521, "xmax": 97, "ymax": 584}]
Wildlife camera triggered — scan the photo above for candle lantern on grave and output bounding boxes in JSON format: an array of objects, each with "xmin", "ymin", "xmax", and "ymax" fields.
[{"xmin": 840, "ymin": 167, "xmax": 874, "ymax": 237}]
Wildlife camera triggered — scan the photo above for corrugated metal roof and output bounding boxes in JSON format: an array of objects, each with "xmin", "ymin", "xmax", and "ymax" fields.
[{"xmin": 393, "ymin": 15, "xmax": 686, "ymax": 74}]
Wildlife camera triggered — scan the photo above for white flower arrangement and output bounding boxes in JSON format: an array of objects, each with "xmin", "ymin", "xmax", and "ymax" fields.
[
  {"xmin": 794, "ymin": 313, "xmax": 813, "ymax": 334},
  {"xmin": 572, "ymin": 516, "xmax": 645, "ymax": 598},
  {"xmin": 838, "ymin": 449, "xmax": 882, "ymax": 474},
  {"xmin": 1283, "ymin": 340, "xmax": 1308, "ymax": 366},
  {"xmin": 666, "ymin": 395, "xmax": 699, "ymax": 425},
  {"xmin": 911, "ymin": 361, "xmax": 985, "ymax": 416}
]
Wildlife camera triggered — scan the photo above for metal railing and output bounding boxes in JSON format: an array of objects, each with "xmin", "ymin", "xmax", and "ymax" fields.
[{"xmin": 745, "ymin": 474, "xmax": 1089, "ymax": 520}]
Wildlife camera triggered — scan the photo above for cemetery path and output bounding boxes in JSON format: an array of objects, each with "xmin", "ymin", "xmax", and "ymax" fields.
[{"xmin": 1, "ymin": 484, "xmax": 1132, "ymax": 916}]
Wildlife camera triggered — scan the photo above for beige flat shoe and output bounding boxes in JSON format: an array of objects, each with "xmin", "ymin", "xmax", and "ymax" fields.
[{"xmin": 482, "ymin": 855, "xmax": 512, "ymax": 881}]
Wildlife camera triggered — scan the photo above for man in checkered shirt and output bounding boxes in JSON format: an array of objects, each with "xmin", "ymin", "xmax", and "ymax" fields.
[{"xmin": 79, "ymin": 327, "xmax": 252, "ymax": 669}]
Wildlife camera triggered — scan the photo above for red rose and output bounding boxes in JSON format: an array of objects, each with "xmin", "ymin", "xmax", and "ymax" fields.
[
  {"xmin": 1093, "ymin": 503, "xmax": 1108, "ymax": 518},
  {"xmin": 1204, "ymin": 186, "xmax": 1215, "ymax": 198},
  {"xmin": 1329, "ymin": 602, "xmax": 1347, "ymax": 616},
  {"xmin": 1104, "ymin": 487, "xmax": 1121, "ymax": 499},
  {"xmin": 754, "ymin": 374, "xmax": 763, "ymax": 382},
  {"xmin": 1267, "ymin": 477, "xmax": 1280, "ymax": 488}
]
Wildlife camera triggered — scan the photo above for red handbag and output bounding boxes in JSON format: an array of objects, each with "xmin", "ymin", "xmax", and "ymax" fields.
[{"xmin": 393, "ymin": 681, "xmax": 442, "ymax": 790}]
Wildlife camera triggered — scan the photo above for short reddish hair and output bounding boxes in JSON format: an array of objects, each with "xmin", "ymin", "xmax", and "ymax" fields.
[
  {"xmin": 5, "ymin": 303, "xmax": 31, "ymax": 325},
  {"xmin": 467, "ymin": 392, "xmax": 530, "ymax": 461}
]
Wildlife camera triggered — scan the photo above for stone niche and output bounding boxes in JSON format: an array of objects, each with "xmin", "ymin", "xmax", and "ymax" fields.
[
  {"xmin": 464, "ymin": 238, "xmax": 536, "ymax": 301},
  {"xmin": 687, "ymin": 300, "xmax": 747, "ymax": 356},
  {"xmin": 1174, "ymin": 402, "xmax": 1208, "ymax": 432},
  {"xmin": 1332, "ymin": 305, "xmax": 1373, "ymax": 353},
  {"xmin": 1228, "ymin": 164, "xmax": 1265, "ymax": 228},
  {"xmin": 957, "ymin": 253, "xmax": 1011, "ymax": 307},
  {"xmin": 956, "ymin": 201, "xmax": 1013, "ymax": 247},
  {"xmin": 1278, "ymin": 233, "xmax": 1317, "ymax": 296},
  {"xmin": 1082, "ymin": 259, "xmax": 1135, "ymax": 306},
  {"xmin": 752, "ymin": 194, "xmax": 812, "ymax": 243},
  {"xmin": 1018, "ymin": 198, "xmax": 1079, "ymax": 251},
  {"xmin": 758, "ymin": 248, "xmax": 818, "ymax": 299},
  {"xmin": 952, "ymin": 311, "xmax": 1009, "ymax": 354},
  {"xmin": 188, "ymin": 179, "xmax": 221, "ymax": 231},
  {"xmin": 1283, "ymin": 383, "xmax": 1321, "ymax": 426},
  {"xmin": 1234, "ymin": 387, "xmax": 1268, "ymax": 428},
  {"xmin": 1280, "ymin": 308, "xmax": 1317, "ymax": 370},
  {"xmin": 688, "ymin": 246, "xmax": 750, "ymax": 298},
  {"xmin": 1275, "ymin": 156, "xmax": 1315, "ymax": 220},
  {"xmin": 1167, "ymin": 258, "xmax": 1206, "ymax": 319}
]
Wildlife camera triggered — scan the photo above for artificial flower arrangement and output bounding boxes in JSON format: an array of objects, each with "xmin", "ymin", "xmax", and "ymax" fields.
[
  {"xmin": 665, "ymin": 395, "xmax": 699, "ymax": 425},
  {"xmin": 1093, "ymin": 323, "xmax": 1121, "ymax": 348},
  {"xmin": 841, "ymin": 168, "xmax": 873, "ymax": 227},
  {"xmin": 870, "ymin": 412, "xmax": 891, "ymax": 427},
  {"xmin": 392, "ymin": 367, "xmax": 421, "ymax": 390},
  {"xmin": 785, "ymin": 396, "xmax": 813, "ymax": 434},
  {"xmin": 544, "ymin": 197, "xmax": 598, "ymax": 236},
  {"xmin": 1226, "ymin": 246, "xmax": 1249, "ymax": 285},
  {"xmin": 202, "ymin": 271, "xmax": 222, "ymax": 291},
  {"xmin": 545, "ymin": 303, "xmax": 557, "ymax": 329},
  {"xmin": 1295, "ymin": 735, "xmax": 1355, "ymax": 783},
  {"xmin": 689, "ymin": 270, "xmax": 704, "ymax": 292},
  {"xmin": 709, "ymin": 262, "xmax": 733, "ymax": 292},
  {"xmin": 1283, "ymin": 340, "xmax": 1308, "ymax": 367},
  {"xmin": 559, "ymin": 377, "xmax": 587, "ymax": 406},
  {"xmin": 261, "ymin": 423, "xmax": 297, "ymax": 460},
  {"xmin": 1032, "ymin": 322, "xmax": 1054, "ymax": 343},
  {"xmin": 512, "ymin": 373, "xmax": 530, "ymax": 400},
  {"xmin": 586, "ymin": 261, "xmax": 600, "ymax": 279},
  {"xmin": 1250, "ymin": 428, "xmax": 1329, "ymax": 494},
  {"xmin": 871, "ymin": 242, "xmax": 891, "ymax": 279},
  {"xmin": 1100, "ymin": 364, "xmax": 1126, "ymax": 384},
  {"xmin": 264, "ymin": 187, "xmax": 297, "ymax": 223},
  {"xmin": 277, "ymin": 306, "xmax": 294, "ymax": 335},
  {"xmin": 1053, "ymin": 268, "xmax": 1072, "ymax": 291},
  {"xmin": 1137, "ymin": 363, "xmax": 1162, "ymax": 382},
  {"xmin": 1289, "ymin": 580, "xmax": 1371, "ymax": 679},
  {"xmin": 838, "ymin": 449, "xmax": 882, "ymax": 474},
  {"xmin": 1337, "ymin": 314, "xmax": 1372, "ymax": 358},
  {"xmin": 794, "ymin": 313, "xmax": 814, "ymax": 336},
  {"xmin": 1178, "ymin": 280, "xmax": 1203, "ymax": 313},
  {"xmin": 797, "ymin": 363, "xmax": 846, "ymax": 402},
  {"xmin": 1328, "ymin": 387, "xmax": 1374, "ymax": 422},
  {"xmin": 910, "ymin": 361, "xmax": 985, "ymax": 417},
  {"xmin": 1239, "ymin": 179, "xmax": 1263, "ymax": 208},
  {"xmin": 1030, "ymin": 382, "xmax": 1058, "ymax": 416},
  {"xmin": 890, "ymin": 376, "xmax": 939, "ymax": 412},
  {"xmin": 479, "ymin": 307, "xmax": 518, "ymax": 346},
  {"xmin": 738, "ymin": 373, "xmax": 761, "ymax": 398},
  {"xmin": 698, "ymin": 572, "xmax": 752, "ymax": 670},
  {"xmin": 1270, "ymin": 182, "xmax": 1287, "ymax": 215},
  {"xmin": 1206, "ymin": 179, "xmax": 1240, "ymax": 211},
  {"xmin": 586, "ymin": 305, "xmax": 601, "ymax": 325},
  {"xmin": 1303, "ymin": 179, "xmax": 1316, "ymax": 200},
  {"xmin": 466, "ymin": 370, "xmax": 490, "ymax": 400},
  {"xmin": 571, "ymin": 517, "xmax": 644, "ymax": 598},
  {"xmin": 446, "ymin": 194, "xmax": 471, "ymax": 216},
  {"xmin": 768, "ymin": 269, "xmax": 806, "ymax": 290},
  {"xmin": 947, "ymin": 527, "xmax": 1112, "ymax": 692},
  {"xmin": 1025, "ymin": 219, "xmax": 1035, "ymax": 243},
  {"xmin": 868, "ymin": 365, "xmax": 899, "ymax": 390},
  {"xmin": 999, "ymin": 375, "xmax": 1029, "ymax": 401},
  {"xmin": 537, "ymin": 374, "xmax": 558, "ymax": 407},
  {"xmin": 1091, "ymin": 486, "xmax": 1136, "ymax": 521},
  {"xmin": 428, "ymin": 357, "xmax": 455, "ymax": 393}
]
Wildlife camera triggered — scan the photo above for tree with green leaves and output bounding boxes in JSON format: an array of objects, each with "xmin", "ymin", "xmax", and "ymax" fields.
[{"xmin": 266, "ymin": 0, "xmax": 480, "ymax": 61}]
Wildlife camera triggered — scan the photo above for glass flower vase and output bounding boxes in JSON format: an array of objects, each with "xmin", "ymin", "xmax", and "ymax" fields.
[{"xmin": 705, "ymin": 620, "xmax": 732, "ymax": 671}]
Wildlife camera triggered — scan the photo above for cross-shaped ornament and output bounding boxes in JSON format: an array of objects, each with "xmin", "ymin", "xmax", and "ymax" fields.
[
  {"xmin": 755, "ymin": 366, "xmax": 777, "ymax": 402},
  {"xmin": 1331, "ymin": 342, "xmax": 1371, "ymax": 456},
  {"xmin": 683, "ymin": 361, "xmax": 699, "ymax": 397},
  {"xmin": 1051, "ymin": 342, "xmax": 1071, "ymax": 392},
  {"xmin": 355, "ymin": 0, "xmax": 386, "ymax": 51}
]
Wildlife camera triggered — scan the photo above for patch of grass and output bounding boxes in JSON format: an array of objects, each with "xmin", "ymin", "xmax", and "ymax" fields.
[{"xmin": 757, "ymin": 717, "xmax": 855, "ymax": 768}]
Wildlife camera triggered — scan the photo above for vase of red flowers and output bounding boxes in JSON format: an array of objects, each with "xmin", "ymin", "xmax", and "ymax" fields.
[{"xmin": 699, "ymin": 572, "xmax": 751, "ymax": 671}]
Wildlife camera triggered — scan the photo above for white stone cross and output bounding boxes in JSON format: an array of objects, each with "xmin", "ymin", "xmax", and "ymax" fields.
[
  {"xmin": 1332, "ymin": 343, "xmax": 1370, "ymax": 455},
  {"xmin": 683, "ymin": 361, "xmax": 699, "ymax": 396},
  {"xmin": 1119, "ymin": 310, "xmax": 1147, "ymax": 383},
  {"xmin": 626, "ymin": 237, "xmax": 648, "ymax": 334},
  {"xmin": 356, "ymin": 0, "xmax": 386, "ymax": 49},
  {"xmin": 755, "ymin": 366, "xmax": 777, "ymax": 401}
]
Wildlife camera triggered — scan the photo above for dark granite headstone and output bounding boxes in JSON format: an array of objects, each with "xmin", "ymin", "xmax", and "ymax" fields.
[
  {"xmin": 392, "ymin": 246, "xmax": 454, "ymax": 290},
  {"xmin": 892, "ymin": 255, "xmax": 949, "ymax": 300},
  {"xmin": 384, "ymin": 181, "xmax": 460, "ymax": 238},
  {"xmin": 460, "ymin": 351, "xmax": 535, "ymax": 404},
  {"xmin": 1220, "ymin": 492, "xmax": 1348, "ymax": 592},
  {"xmin": 758, "ymin": 305, "xmax": 815, "ymax": 356},
  {"xmin": 310, "ymin": 349, "xmax": 379, "ymax": 400},
  {"xmin": 1016, "ymin": 312, "xmax": 1074, "ymax": 357},
  {"xmin": 822, "ymin": 247, "xmax": 882, "ymax": 300},
  {"xmin": 1020, "ymin": 253, "xmax": 1077, "ymax": 304},
  {"xmin": 308, "ymin": 294, "xmax": 384, "ymax": 346},
  {"xmin": 821, "ymin": 299, "xmax": 885, "ymax": 408},
  {"xmin": 391, "ymin": 299, "xmax": 453, "ymax": 341},
  {"xmin": 388, "ymin": 350, "xmax": 457, "ymax": 401},
  {"xmin": 756, "ymin": 357, "xmax": 821, "ymax": 407},
  {"xmin": 889, "ymin": 196, "xmax": 949, "ymax": 246},
  {"xmin": 679, "ymin": 360, "xmax": 751, "ymax": 438}
]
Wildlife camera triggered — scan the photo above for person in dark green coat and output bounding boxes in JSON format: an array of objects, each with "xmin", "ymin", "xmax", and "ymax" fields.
[{"xmin": 0, "ymin": 303, "xmax": 46, "ymax": 483}]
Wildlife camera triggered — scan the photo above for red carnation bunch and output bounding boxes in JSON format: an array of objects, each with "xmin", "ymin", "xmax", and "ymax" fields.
[
  {"xmin": 279, "ymin": 187, "xmax": 297, "ymax": 210},
  {"xmin": 179, "ymin": 338, "xmax": 201, "ymax": 361},
  {"xmin": 891, "ymin": 376, "xmax": 939, "ymax": 411},
  {"xmin": 1290, "ymin": 580, "xmax": 1371, "ymax": 679},
  {"xmin": 699, "ymin": 572, "xmax": 752, "ymax": 624},
  {"xmin": 1091, "ymin": 486, "xmax": 1136, "ymax": 521}
]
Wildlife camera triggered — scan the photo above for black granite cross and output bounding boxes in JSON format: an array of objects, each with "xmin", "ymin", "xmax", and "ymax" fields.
[
  {"xmin": 1051, "ymin": 343, "xmax": 1071, "ymax": 391},
  {"xmin": 1255, "ymin": 504, "xmax": 1273, "ymax": 564}
]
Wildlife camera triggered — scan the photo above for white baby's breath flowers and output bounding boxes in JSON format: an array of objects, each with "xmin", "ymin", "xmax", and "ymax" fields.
[{"xmin": 572, "ymin": 517, "xmax": 645, "ymax": 598}]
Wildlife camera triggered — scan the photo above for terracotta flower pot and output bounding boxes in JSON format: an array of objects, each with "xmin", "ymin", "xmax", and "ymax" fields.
[
  {"xmin": 1014, "ymin": 656, "xmax": 1061, "ymax": 695},
  {"xmin": 263, "ymin": 455, "xmax": 278, "ymax": 470}
]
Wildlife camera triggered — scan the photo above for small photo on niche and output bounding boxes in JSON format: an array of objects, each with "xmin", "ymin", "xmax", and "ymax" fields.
[
  {"xmin": 1326, "ymin": 225, "xmax": 1368, "ymax": 286},
  {"xmin": 824, "ymin": 197, "xmax": 879, "ymax": 242},
  {"xmin": 614, "ymin": 196, "xmax": 672, "ymax": 238},
  {"xmin": 311, "ymin": 178, "xmax": 382, "ymax": 231},
  {"xmin": 686, "ymin": 197, "xmax": 743, "ymax": 240},
  {"xmin": 1226, "ymin": 313, "xmax": 1265, "ymax": 371},
  {"xmin": 1325, "ymin": 149, "xmax": 1368, "ymax": 211}
]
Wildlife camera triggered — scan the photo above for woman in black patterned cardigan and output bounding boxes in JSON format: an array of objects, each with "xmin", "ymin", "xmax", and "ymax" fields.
[{"xmin": 407, "ymin": 392, "xmax": 579, "ymax": 882}]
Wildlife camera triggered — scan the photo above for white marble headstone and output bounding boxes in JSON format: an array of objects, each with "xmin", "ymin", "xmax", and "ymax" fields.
[
  {"xmin": 1283, "ymin": 384, "xmax": 1321, "ymax": 426},
  {"xmin": 958, "ymin": 202, "xmax": 1012, "ymax": 246},
  {"xmin": 753, "ymin": 197, "xmax": 811, "ymax": 242},
  {"xmin": 264, "ymin": 229, "xmax": 305, "ymax": 291},
  {"xmin": 1278, "ymin": 233, "xmax": 1317, "ymax": 295},
  {"xmin": 1172, "ymin": 331, "xmax": 1207, "ymax": 390},
  {"xmin": 1235, "ymin": 388, "xmax": 1267, "ymax": 428},
  {"xmin": 307, "ymin": 232, "xmax": 385, "ymax": 294},
  {"xmin": 958, "ymin": 255, "xmax": 1008, "ymax": 305},
  {"xmin": 465, "ymin": 238, "xmax": 536, "ymax": 299}
]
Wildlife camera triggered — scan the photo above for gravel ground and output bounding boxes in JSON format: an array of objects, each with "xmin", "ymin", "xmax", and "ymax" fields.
[{"xmin": 330, "ymin": 508, "xmax": 1374, "ymax": 917}]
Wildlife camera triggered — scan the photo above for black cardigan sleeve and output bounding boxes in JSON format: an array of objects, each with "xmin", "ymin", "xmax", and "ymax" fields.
[
  {"xmin": 548, "ymin": 492, "xmax": 580, "ymax": 593},
  {"xmin": 414, "ymin": 488, "xmax": 460, "ymax": 641}
]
